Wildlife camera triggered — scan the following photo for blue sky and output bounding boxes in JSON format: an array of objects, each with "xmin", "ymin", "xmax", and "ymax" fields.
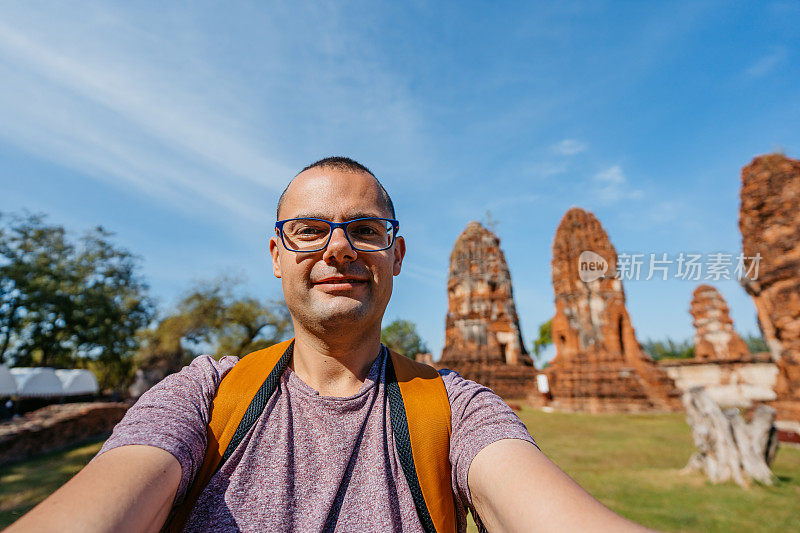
[{"xmin": 1, "ymin": 1, "xmax": 798, "ymax": 362}]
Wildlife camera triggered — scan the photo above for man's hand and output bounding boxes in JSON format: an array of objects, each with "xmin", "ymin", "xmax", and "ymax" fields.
[
  {"xmin": 7, "ymin": 445, "xmax": 181, "ymax": 533},
  {"xmin": 468, "ymin": 439, "xmax": 652, "ymax": 532}
]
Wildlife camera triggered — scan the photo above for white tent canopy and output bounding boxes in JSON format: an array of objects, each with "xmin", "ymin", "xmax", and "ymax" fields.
[
  {"xmin": 0, "ymin": 365, "xmax": 16, "ymax": 396},
  {"xmin": 55, "ymin": 369, "xmax": 99, "ymax": 395},
  {"xmin": 9, "ymin": 368, "xmax": 64, "ymax": 398}
]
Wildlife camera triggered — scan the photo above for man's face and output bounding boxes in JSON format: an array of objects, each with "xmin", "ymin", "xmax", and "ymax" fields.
[{"xmin": 269, "ymin": 167, "xmax": 405, "ymax": 336}]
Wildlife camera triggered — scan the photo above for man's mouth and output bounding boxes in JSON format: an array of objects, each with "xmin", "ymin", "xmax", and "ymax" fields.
[{"xmin": 313, "ymin": 277, "xmax": 367, "ymax": 285}]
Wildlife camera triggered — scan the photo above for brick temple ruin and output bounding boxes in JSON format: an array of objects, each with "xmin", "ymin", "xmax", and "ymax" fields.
[
  {"xmin": 660, "ymin": 284, "xmax": 777, "ymax": 410},
  {"xmin": 545, "ymin": 207, "xmax": 681, "ymax": 412},
  {"xmin": 739, "ymin": 153, "xmax": 800, "ymax": 434},
  {"xmin": 690, "ymin": 284, "xmax": 751, "ymax": 361},
  {"xmin": 437, "ymin": 221, "xmax": 537, "ymax": 398}
]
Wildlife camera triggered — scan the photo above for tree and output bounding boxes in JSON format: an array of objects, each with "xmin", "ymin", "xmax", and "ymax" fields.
[
  {"xmin": 743, "ymin": 333, "xmax": 768, "ymax": 354},
  {"xmin": 176, "ymin": 276, "xmax": 292, "ymax": 358},
  {"xmin": 131, "ymin": 277, "xmax": 292, "ymax": 395},
  {"xmin": 0, "ymin": 212, "xmax": 75, "ymax": 366},
  {"xmin": 641, "ymin": 338, "xmax": 694, "ymax": 361},
  {"xmin": 71, "ymin": 226, "xmax": 154, "ymax": 388},
  {"xmin": 0, "ymin": 212, "xmax": 154, "ymax": 390},
  {"xmin": 532, "ymin": 319, "xmax": 553, "ymax": 367},
  {"xmin": 380, "ymin": 319, "xmax": 428, "ymax": 359}
]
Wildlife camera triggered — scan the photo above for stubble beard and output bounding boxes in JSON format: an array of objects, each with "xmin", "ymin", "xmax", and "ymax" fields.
[{"xmin": 294, "ymin": 283, "xmax": 376, "ymax": 338}]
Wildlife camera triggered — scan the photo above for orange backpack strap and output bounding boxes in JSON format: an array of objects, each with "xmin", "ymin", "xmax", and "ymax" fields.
[
  {"xmin": 164, "ymin": 339, "xmax": 295, "ymax": 532},
  {"xmin": 386, "ymin": 349, "xmax": 456, "ymax": 533},
  {"xmin": 165, "ymin": 341, "xmax": 455, "ymax": 533}
]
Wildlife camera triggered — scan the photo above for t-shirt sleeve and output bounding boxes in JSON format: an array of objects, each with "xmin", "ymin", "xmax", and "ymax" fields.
[
  {"xmin": 95, "ymin": 355, "xmax": 239, "ymax": 504},
  {"xmin": 440, "ymin": 368, "xmax": 537, "ymax": 523}
]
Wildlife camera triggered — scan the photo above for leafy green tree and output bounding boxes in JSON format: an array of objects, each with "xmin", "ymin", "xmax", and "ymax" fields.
[
  {"xmin": 178, "ymin": 277, "xmax": 292, "ymax": 357},
  {"xmin": 0, "ymin": 212, "xmax": 75, "ymax": 366},
  {"xmin": 133, "ymin": 313, "xmax": 204, "ymax": 381},
  {"xmin": 532, "ymin": 319, "xmax": 552, "ymax": 354},
  {"xmin": 135, "ymin": 277, "xmax": 292, "ymax": 376},
  {"xmin": 381, "ymin": 319, "xmax": 428, "ymax": 359},
  {"xmin": 530, "ymin": 319, "xmax": 553, "ymax": 368},
  {"xmin": 0, "ymin": 212, "xmax": 153, "ymax": 390},
  {"xmin": 641, "ymin": 338, "xmax": 694, "ymax": 361},
  {"xmin": 743, "ymin": 333, "xmax": 768, "ymax": 354},
  {"xmin": 71, "ymin": 226, "xmax": 154, "ymax": 387}
]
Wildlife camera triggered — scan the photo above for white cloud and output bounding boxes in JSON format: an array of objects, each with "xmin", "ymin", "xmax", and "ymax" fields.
[
  {"xmin": 746, "ymin": 47, "xmax": 788, "ymax": 79},
  {"xmin": 551, "ymin": 139, "xmax": 588, "ymax": 156},
  {"xmin": 398, "ymin": 261, "xmax": 445, "ymax": 288},
  {"xmin": 0, "ymin": 3, "xmax": 424, "ymax": 224},
  {"xmin": 595, "ymin": 165, "xmax": 626, "ymax": 185},
  {"xmin": 532, "ymin": 160, "xmax": 570, "ymax": 177},
  {"xmin": 0, "ymin": 17, "xmax": 292, "ymax": 223},
  {"xmin": 592, "ymin": 165, "xmax": 644, "ymax": 205},
  {"xmin": 486, "ymin": 194, "xmax": 540, "ymax": 210},
  {"xmin": 648, "ymin": 200, "xmax": 680, "ymax": 224}
]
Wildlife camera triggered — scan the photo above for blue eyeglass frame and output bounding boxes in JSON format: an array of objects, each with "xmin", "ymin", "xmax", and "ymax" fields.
[{"xmin": 275, "ymin": 217, "xmax": 400, "ymax": 252}]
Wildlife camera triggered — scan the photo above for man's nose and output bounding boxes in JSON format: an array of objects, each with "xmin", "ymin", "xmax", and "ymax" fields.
[{"xmin": 323, "ymin": 227, "xmax": 357, "ymax": 264}]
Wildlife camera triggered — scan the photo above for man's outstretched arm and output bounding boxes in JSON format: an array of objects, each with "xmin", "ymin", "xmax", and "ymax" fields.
[
  {"xmin": 7, "ymin": 445, "xmax": 181, "ymax": 533},
  {"xmin": 469, "ymin": 439, "xmax": 652, "ymax": 532}
]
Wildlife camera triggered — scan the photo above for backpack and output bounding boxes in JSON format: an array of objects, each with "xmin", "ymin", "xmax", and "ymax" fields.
[{"xmin": 165, "ymin": 339, "xmax": 456, "ymax": 532}]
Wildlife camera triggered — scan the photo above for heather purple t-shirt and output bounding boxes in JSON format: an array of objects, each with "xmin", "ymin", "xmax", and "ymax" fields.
[{"xmin": 98, "ymin": 345, "xmax": 536, "ymax": 532}]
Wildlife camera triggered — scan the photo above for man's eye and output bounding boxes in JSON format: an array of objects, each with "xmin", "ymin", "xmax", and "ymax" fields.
[
  {"xmin": 351, "ymin": 225, "xmax": 379, "ymax": 235},
  {"xmin": 297, "ymin": 227, "xmax": 324, "ymax": 235}
]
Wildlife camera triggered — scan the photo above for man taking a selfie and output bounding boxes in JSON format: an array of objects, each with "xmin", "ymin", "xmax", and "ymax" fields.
[{"xmin": 10, "ymin": 157, "xmax": 646, "ymax": 532}]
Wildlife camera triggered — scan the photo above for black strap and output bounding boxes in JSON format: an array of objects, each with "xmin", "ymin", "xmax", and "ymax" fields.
[
  {"xmin": 385, "ymin": 349, "xmax": 438, "ymax": 533},
  {"xmin": 215, "ymin": 342, "xmax": 438, "ymax": 533},
  {"xmin": 217, "ymin": 341, "xmax": 294, "ymax": 470}
]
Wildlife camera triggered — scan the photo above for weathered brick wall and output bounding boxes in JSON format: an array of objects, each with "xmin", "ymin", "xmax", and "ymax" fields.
[
  {"xmin": 435, "ymin": 361, "xmax": 539, "ymax": 399},
  {"xmin": 546, "ymin": 207, "xmax": 681, "ymax": 413},
  {"xmin": 659, "ymin": 357, "xmax": 777, "ymax": 408},
  {"xmin": 690, "ymin": 284, "xmax": 750, "ymax": 361},
  {"xmin": 0, "ymin": 402, "xmax": 127, "ymax": 467},
  {"xmin": 437, "ymin": 221, "xmax": 537, "ymax": 400},
  {"xmin": 739, "ymin": 154, "xmax": 800, "ymax": 424},
  {"xmin": 441, "ymin": 221, "xmax": 530, "ymax": 366}
]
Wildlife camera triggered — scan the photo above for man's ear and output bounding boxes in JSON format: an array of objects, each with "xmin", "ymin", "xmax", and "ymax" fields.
[
  {"xmin": 269, "ymin": 235, "xmax": 282, "ymax": 278},
  {"xmin": 393, "ymin": 235, "xmax": 406, "ymax": 276}
]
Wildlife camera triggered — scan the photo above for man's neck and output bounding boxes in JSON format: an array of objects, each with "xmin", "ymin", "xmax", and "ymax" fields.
[{"xmin": 289, "ymin": 325, "xmax": 383, "ymax": 397}]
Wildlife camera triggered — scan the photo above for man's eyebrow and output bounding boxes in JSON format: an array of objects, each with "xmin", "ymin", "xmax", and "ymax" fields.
[{"xmin": 289, "ymin": 212, "xmax": 389, "ymax": 220}]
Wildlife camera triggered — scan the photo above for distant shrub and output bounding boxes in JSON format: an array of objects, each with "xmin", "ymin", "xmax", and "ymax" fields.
[
  {"xmin": 743, "ymin": 333, "xmax": 768, "ymax": 354},
  {"xmin": 641, "ymin": 338, "xmax": 694, "ymax": 360}
]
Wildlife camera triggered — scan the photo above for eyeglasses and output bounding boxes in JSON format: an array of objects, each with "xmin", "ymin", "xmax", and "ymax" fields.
[{"xmin": 275, "ymin": 217, "xmax": 400, "ymax": 252}]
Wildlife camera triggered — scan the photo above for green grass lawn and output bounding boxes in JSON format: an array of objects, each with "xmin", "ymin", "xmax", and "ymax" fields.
[
  {"xmin": 479, "ymin": 408, "xmax": 800, "ymax": 532},
  {"xmin": 2, "ymin": 410, "xmax": 799, "ymax": 531},
  {"xmin": 0, "ymin": 437, "xmax": 106, "ymax": 528}
]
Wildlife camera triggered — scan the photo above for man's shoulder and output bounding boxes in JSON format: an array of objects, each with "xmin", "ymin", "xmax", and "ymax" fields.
[
  {"xmin": 184, "ymin": 353, "xmax": 240, "ymax": 381},
  {"xmin": 191, "ymin": 354, "xmax": 241, "ymax": 376},
  {"xmin": 148, "ymin": 354, "xmax": 241, "ymax": 398},
  {"xmin": 436, "ymin": 366, "xmax": 472, "ymax": 393},
  {"xmin": 435, "ymin": 366, "xmax": 521, "ymax": 421}
]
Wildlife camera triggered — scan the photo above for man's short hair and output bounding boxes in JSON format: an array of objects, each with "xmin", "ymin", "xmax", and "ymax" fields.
[{"xmin": 276, "ymin": 156, "xmax": 396, "ymax": 220}]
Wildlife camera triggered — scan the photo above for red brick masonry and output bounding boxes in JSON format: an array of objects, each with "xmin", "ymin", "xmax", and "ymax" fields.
[{"xmin": 0, "ymin": 402, "xmax": 127, "ymax": 467}]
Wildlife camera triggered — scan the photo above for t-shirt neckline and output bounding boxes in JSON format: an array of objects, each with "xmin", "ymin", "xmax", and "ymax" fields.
[{"xmin": 283, "ymin": 344, "xmax": 387, "ymax": 401}]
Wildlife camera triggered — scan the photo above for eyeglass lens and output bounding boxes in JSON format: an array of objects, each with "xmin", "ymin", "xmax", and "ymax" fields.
[{"xmin": 282, "ymin": 219, "xmax": 394, "ymax": 251}]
